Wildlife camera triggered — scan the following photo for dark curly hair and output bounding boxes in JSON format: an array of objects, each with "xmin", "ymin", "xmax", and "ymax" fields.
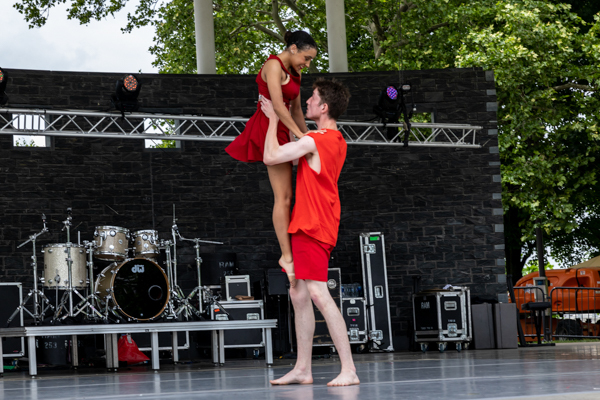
[{"xmin": 313, "ymin": 79, "xmax": 350, "ymax": 120}]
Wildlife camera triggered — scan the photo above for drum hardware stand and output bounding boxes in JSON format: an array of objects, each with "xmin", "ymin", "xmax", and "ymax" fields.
[
  {"xmin": 201, "ymin": 287, "xmax": 231, "ymax": 320},
  {"xmin": 161, "ymin": 240, "xmax": 182, "ymax": 319},
  {"xmin": 7, "ymin": 214, "xmax": 54, "ymax": 326},
  {"xmin": 70, "ymin": 241, "xmax": 106, "ymax": 321},
  {"xmin": 52, "ymin": 209, "xmax": 102, "ymax": 322}
]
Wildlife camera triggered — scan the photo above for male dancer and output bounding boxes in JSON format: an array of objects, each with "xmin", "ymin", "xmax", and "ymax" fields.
[{"xmin": 261, "ymin": 79, "xmax": 359, "ymax": 387}]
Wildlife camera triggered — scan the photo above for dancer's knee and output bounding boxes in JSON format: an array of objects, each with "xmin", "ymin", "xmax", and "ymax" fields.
[
  {"xmin": 290, "ymin": 285, "xmax": 311, "ymax": 306},
  {"xmin": 273, "ymin": 192, "xmax": 292, "ymax": 209}
]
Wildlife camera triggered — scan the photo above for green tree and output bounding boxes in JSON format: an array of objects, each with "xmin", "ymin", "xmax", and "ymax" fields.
[
  {"xmin": 453, "ymin": 1, "xmax": 600, "ymax": 280},
  {"xmin": 145, "ymin": 118, "xmax": 178, "ymax": 148},
  {"xmin": 14, "ymin": 136, "xmax": 38, "ymax": 147}
]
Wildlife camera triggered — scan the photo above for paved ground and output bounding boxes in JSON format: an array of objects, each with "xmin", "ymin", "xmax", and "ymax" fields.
[{"xmin": 2, "ymin": 342, "xmax": 600, "ymax": 399}]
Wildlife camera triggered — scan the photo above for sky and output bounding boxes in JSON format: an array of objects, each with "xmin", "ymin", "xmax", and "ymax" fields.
[{"xmin": 1, "ymin": 1, "xmax": 158, "ymax": 74}]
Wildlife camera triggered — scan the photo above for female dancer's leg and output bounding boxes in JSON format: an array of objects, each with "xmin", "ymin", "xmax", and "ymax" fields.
[{"xmin": 267, "ymin": 162, "xmax": 295, "ymax": 286}]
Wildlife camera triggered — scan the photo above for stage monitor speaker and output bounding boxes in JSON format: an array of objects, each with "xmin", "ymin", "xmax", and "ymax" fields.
[
  {"xmin": 0, "ymin": 283, "xmax": 25, "ymax": 358},
  {"xmin": 266, "ymin": 269, "xmax": 288, "ymax": 295},
  {"xmin": 199, "ymin": 253, "xmax": 238, "ymax": 286}
]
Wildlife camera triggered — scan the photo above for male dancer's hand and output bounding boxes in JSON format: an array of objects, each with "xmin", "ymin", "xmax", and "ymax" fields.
[{"xmin": 260, "ymin": 96, "xmax": 279, "ymax": 122}]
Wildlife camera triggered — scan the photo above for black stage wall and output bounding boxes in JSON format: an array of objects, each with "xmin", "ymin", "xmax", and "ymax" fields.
[{"xmin": 0, "ymin": 68, "xmax": 503, "ymax": 347}]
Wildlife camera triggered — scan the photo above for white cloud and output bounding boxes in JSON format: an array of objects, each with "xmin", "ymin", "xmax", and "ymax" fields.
[{"xmin": 1, "ymin": 2, "xmax": 158, "ymax": 73}]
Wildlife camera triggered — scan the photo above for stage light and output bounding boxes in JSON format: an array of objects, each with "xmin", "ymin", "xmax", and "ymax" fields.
[
  {"xmin": 0, "ymin": 67, "xmax": 8, "ymax": 105},
  {"xmin": 373, "ymin": 85, "xmax": 401, "ymax": 122},
  {"xmin": 373, "ymin": 83, "xmax": 417, "ymax": 146},
  {"xmin": 386, "ymin": 86, "xmax": 398, "ymax": 100},
  {"xmin": 111, "ymin": 74, "xmax": 142, "ymax": 115}
]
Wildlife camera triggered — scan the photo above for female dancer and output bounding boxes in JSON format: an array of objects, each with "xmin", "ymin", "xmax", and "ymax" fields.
[{"xmin": 225, "ymin": 31, "xmax": 317, "ymax": 286}]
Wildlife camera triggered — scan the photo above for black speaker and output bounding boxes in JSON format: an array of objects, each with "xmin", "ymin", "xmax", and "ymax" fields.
[
  {"xmin": 266, "ymin": 269, "xmax": 288, "ymax": 295},
  {"xmin": 199, "ymin": 253, "xmax": 238, "ymax": 286}
]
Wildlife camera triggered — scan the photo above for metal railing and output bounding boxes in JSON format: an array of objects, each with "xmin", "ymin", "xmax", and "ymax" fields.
[
  {"xmin": 550, "ymin": 287, "xmax": 600, "ymax": 340},
  {"xmin": 513, "ymin": 286, "xmax": 600, "ymax": 341},
  {"xmin": 0, "ymin": 108, "xmax": 482, "ymax": 147}
]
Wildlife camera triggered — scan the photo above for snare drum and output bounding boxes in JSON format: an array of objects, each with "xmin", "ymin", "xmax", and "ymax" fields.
[
  {"xmin": 42, "ymin": 243, "xmax": 87, "ymax": 289},
  {"xmin": 95, "ymin": 258, "xmax": 170, "ymax": 321},
  {"xmin": 93, "ymin": 226, "xmax": 129, "ymax": 261},
  {"xmin": 131, "ymin": 229, "xmax": 159, "ymax": 259}
]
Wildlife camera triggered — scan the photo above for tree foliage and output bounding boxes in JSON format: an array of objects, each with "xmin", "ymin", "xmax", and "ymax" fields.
[
  {"xmin": 452, "ymin": 1, "xmax": 600, "ymax": 279},
  {"xmin": 12, "ymin": 0, "xmax": 600, "ymax": 280}
]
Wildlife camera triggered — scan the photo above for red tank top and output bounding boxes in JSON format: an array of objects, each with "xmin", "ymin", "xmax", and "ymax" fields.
[{"xmin": 288, "ymin": 129, "xmax": 347, "ymax": 246}]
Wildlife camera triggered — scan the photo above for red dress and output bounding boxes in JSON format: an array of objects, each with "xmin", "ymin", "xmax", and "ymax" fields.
[{"xmin": 225, "ymin": 55, "xmax": 301, "ymax": 162}]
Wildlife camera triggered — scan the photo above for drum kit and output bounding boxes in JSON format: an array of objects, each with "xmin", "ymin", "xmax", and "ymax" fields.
[{"xmin": 7, "ymin": 206, "xmax": 224, "ymax": 326}]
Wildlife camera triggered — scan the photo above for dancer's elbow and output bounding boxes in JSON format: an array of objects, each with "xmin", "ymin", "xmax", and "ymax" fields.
[{"xmin": 263, "ymin": 153, "xmax": 277, "ymax": 165}]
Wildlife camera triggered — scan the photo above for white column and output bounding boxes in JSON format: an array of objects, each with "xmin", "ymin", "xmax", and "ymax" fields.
[
  {"xmin": 325, "ymin": 0, "xmax": 348, "ymax": 72},
  {"xmin": 193, "ymin": 0, "xmax": 217, "ymax": 74}
]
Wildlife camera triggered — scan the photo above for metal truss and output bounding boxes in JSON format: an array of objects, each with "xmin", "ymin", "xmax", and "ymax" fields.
[{"xmin": 0, "ymin": 108, "xmax": 482, "ymax": 147}]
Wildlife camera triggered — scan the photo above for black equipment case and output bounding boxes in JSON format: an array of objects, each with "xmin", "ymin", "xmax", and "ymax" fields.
[
  {"xmin": 359, "ymin": 232, "xmax": 394, "ymax": 351},
  {"xmin": 211, "ymin": 300, "xmax": 265, "ymax": 348},
  {"xmin": 412, "ymin": 287, "xmax": 472, "ymax": 352},
  {"xmin": 312, "ymin": 268, "xmax": 342, "ymax": 346},
  {"xmin": 342, "ymin": 297, "xmax": 368, "ymax": 344}
]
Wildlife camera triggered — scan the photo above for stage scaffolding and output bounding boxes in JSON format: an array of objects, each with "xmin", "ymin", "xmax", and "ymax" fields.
[{"xmin": 0, "ymin": 108, "xmax": 482, "ymax": 147}]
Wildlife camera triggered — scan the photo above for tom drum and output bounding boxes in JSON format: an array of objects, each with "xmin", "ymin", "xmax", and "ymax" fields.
[
  {"xmin": 94, "ymin": 225, "xmax": 129, "ymax": 261},
  {"xmin": 42, "ymin": 243, "xmax": 87, "ymax": 289},
  {"xmin": 131, "ymin": 229, "xmax": 159, "ymax": 259}
]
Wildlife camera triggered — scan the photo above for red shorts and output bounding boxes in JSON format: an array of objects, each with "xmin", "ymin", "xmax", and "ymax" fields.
[{"xmin": 291, "ymin": 230, "xmax": 334, "ymax": 282}]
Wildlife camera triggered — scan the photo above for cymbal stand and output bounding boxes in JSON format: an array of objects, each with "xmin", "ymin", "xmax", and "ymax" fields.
[
  {"xmin": 161, "ymin": 239, "xmax": 179, "ymax": 319},
  {"xmin": 175, "ymin": 234, "xmax": 223, "ymax": 318},
  {"xmin": 168, "ymin": 204, "xmax": 224, "ymax": 319},
  {"xmin": 70, "ymin": 240, "xmax": 105, "ymax": 321},
  {"xmin": 7, "ymin": 214, "xmax": 54, "ymax": 326}
]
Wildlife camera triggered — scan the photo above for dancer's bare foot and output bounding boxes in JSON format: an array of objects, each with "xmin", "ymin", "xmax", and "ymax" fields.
[
  {"xmin": 270, "ymin": 368, "xmax": 313, "ymax": 385},
  {"xmin": 327, "ymin": 370, "xmax": 360, "ymax": 386},
  {"xmin": 279, "ymin": 257, "xmax": 296, "ymax": 288}
]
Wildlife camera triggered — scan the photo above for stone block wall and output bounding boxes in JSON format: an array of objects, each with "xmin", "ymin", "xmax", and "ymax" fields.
[{"xmin": 0, "ymin": 67, "xmax": 503, "ymax": 347}]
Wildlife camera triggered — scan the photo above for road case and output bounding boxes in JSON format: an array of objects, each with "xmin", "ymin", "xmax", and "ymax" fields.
[
  {"xmin": 0, "ymin": 283, "xmax": 25, "ymax": 358},
  {"xmin": 312, "ymin": 268, "xmax": 342, "ymax": 346},
  {"xmin": 412, "ymin": 287, "xmax": 472, "ymax": 352},
  {"xmin": 359, "ymin": 232, "xmax": 394, "ymax": 351},
  {"xmin": 224, "ymin": 275, "xmax": 251, "ymax": 300},
  {"xmin": 342, "ymin": 297, "xmax": 368, "ymax": 344},
  {"xmin": 211, "ymin": 300, "xmax": 265, "ymax": 347}
]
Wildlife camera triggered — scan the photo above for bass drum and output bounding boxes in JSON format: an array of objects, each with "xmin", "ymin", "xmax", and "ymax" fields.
[{"xmin": 95, "ymin": 258, "xmax": 170, "ymax": 322}]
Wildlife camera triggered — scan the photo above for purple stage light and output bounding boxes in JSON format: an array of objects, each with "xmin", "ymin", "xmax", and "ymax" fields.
[{"xmin": 386, "ymin": 86, "xmax": 398, "ymax": 100}]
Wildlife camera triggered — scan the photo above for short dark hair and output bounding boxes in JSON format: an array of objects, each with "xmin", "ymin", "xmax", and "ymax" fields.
[
  {"xmin": 284, "ymin": 30, "xmax": 317, "ymax": 52},
  {"xmin": 313, "ymin": 79, "xmax": 351, "ymax": 120}
]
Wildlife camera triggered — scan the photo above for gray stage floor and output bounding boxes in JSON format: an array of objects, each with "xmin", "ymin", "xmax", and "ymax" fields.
[{"xmin": 2, "ymin": 342, "xmax": 600, "ymax": 400}]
